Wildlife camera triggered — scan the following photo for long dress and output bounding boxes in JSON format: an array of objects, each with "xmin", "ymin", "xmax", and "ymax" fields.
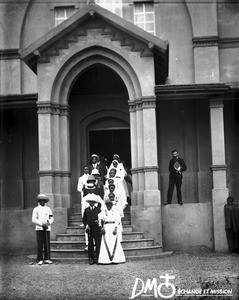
[
  {"xmin": 107, "ymin": 160, "xmax": 129, "ymax": 198},
  {"xmin": 98, "ymin": 207, "xmax": 126, "ymax": 264},
  {"xmin": 105, "ymin": 176, "xmax": 127, "ymax": 212}
]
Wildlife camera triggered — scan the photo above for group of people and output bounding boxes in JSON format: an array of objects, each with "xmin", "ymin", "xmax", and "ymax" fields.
[
  {"xmin": 77, "ymin": 154, "xmax": 132, "ymax": 265},
  {"xmin": 31, "ymin": 150, "xmax": 239, "ymax": 265}
]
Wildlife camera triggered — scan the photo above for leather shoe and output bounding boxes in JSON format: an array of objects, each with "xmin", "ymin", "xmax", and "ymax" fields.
[
  {"xmin": 89, "ymin": 259, "xmax": 94, "ymax": 265},
  {"xmin": 179, "ymin": 202, "xmax": 183, "ymax": 205},
  {"xmin": 163, "ymin": 202, "xmax": 169, "ymax": 205}
]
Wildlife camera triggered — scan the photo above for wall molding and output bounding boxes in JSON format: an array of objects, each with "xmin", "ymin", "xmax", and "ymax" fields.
[
  {"xmin": 128, "ymin": 96, "xmax": 156, "ymax": 111},
  {"xmin": 37, "ymin": 102, "xmax": 70, "ymax": 116},
  {"xmin": 0, "ymin": 49, "xmax": 20, "ymax": 60},
  {"xmin": 219, "ymin": 37, "xmax": 239, "ymax": 49},
  {"xmin": 193, "ymin": 36, "xmax": 219, "ymax": 48},
  {"xmin": 193, "ymin": 36, "xmax": 239, "ymax": 49},
  {"xmin": 38, "ymin": 170, "xmax": 71, "ymax": 177},
  {"xmin": 131, "ymin": 166, "xmax": 159, "ymax": 174},
  {"xmin": 0, "ymin": 93, "xmax": 37, "ymax": 108}
]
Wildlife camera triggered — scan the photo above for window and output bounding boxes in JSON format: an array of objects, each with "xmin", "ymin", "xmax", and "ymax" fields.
[
  {"xmin": 95, "ymin": 0, "xmax": 123, "ymax": 17},
  {"xmin": 134, "ymin": 3, "xmax": 155, "ymax": 35},
  {"xmin": 54, "ymin": 6, "xmax": 75, "ymax": 26}
]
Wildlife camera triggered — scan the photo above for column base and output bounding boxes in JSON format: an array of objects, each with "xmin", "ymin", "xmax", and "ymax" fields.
[
  {"xmin": 212, "ymin": 188, "xmax": 229, "ymax": 252},
  {"xmin": 131, "ymin": 205, "xmax": 162, "ymax": 245}
]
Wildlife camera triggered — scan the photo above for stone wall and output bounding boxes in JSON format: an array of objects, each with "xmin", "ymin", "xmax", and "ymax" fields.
[
  {"xmin": 0, "ymin": 208, "xmax": 68, "ymax": 255},
  {"xmin": 162, "ymin": 203, "xmax": 214, "ymax": 252}
]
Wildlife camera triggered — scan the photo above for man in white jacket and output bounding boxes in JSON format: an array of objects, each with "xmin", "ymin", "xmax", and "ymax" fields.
[{"xmin": 32, "ymin": 194, "xmax": 54, "ymax": 265}]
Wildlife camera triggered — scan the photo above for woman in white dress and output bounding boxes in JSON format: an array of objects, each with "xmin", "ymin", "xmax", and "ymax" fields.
[
  {"xmin": 105, "ymin": 168, "xmax": 127, "ymax": 211},
  {"xmin": 98, "ymin": 200, "xmax": 126, "ymax": 264}
]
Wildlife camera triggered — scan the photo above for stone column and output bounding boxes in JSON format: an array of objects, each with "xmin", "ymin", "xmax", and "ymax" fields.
[
  {"xmin": 209, "ymin": 98, "xmax": 228, "ymax": 251},
  {"xmin": 136, "ymin": 99, "xmax": 145, "ymax": 205},
  {"xmin": 129, "ymin": 100, "xmax": 138, "ymax": 206},
  {"xmin": 37, "ymin": 102, "xmax": 71, "ymax": 209},
  {"xmin": 59, "ymin": 104, "xmax": 71, "ymax": 208},
  {"xmin": 130, "ymin": 95, "xmax": 162, "ymax": 245},
  {"xmin": 142, "ymin": 96, "xmax": 160, "ymax": 205}
]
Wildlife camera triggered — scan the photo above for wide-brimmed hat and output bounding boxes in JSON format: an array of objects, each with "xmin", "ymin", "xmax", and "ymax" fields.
[
  {"xmin": 86, "ymin": 182, "xmax": 95, "ymax": 189},
  {"xmin": 91, "ymin": 154, "xmax": 98, "ymax": 159},
  {"xmin": 36, "ymin": 194, "xmax": 49, "ymax": 202},
  {"xmin": 91, "ymin": 169, "xmax": 100, "ymax": 175},
  {"xmin": 84, "ymin": 193, "xmax": 101, "ymax": 203},
  {"xmin": 87, "ymin": 175, "xmax": 96, "ymax": 182}
]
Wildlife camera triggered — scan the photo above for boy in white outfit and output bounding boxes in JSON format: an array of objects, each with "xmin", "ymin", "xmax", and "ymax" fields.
[{"xmin": 32, "ymin": 194, "xmax": 54, "ymax": 265}]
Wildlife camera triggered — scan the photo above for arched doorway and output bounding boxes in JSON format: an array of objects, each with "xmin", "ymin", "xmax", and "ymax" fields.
[
  {"xmin": 88, "ymin": 119, "xmax": 131, "ymax": 168},
  {"xmin": 69, "ymin": 64, "xmax": 130, "ymax": 205}
]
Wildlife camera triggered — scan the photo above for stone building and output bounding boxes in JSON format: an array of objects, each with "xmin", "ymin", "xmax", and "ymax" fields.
[{"xmin": 0, "ymin": 0, "xmax": 239, "ymax": 254}]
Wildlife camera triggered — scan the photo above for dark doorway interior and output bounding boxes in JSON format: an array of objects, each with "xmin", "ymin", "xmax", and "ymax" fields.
[{"xmin": 89, "ymin": 128, "xmax": 131, "ymax": 169}]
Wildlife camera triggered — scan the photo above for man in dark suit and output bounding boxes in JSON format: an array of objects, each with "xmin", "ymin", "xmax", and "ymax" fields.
[
  {"xmin": 89, "ymin": 154, "xmax": 107, "ymax": 184},
  {"xmin": 164, "ymin": 150, "xmax": 187, "ymax": 205},
  {"xmin": 91, "ymin": 169, "xmax": 104, "ymax": 200},
  {"xmin": 83, "ymin": 195, "xmax": 102, "ymax": 264}
]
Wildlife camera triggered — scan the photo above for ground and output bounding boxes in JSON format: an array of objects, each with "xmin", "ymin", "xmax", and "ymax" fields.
[{"xmin": 1, "ymin": 251, "xmax": 239, "ymax": 300}]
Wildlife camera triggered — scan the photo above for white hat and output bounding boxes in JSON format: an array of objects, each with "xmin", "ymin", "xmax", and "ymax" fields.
[
  {"xmin": 91, "ymin": 169, "xmax": 100, "ymax": 175},
  {"xmin": 36, "ymin": 194, "xmax": 49, "ymax": 202},
  {"xmin": 84, "ymin": 193, "xmax": 101, "ymax": 203}
]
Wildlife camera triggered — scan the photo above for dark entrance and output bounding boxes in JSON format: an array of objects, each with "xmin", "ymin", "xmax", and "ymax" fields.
[{"xmin": 89, "ymin": 128, "xmax": 131, "ymax": 169}]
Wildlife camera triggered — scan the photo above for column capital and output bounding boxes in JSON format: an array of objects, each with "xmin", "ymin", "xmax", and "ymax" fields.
[
  {"xmin": 129, "ymin": 96, "xmax": 156, "ymax": 111},
  {"xmin": 210, "ymin": 164, "xmax": 227, "ymax": 171},
  {"xmin": 209, "ymin": 98, "xmax": 224, "ymax": 108},
  {"xmin": 142, "ymin": 95, "xmax": 156, "ymax": 109},
  {"xmin": 131, "ymin": 167, "xmax": 144, "ymax": 174},
  {"xmin": 38, "ymin": 170, "xmax": 71, "ymax": 177},
  {"xmin": 37, "ymin": 101, "xmax": 70, "ymax": 116},
  {"xmin": 144, "ymin": 166, "xmax": 159, "ymax": 172},
  {"xmin": 131, "ymin": 166, "xmax": 159, "ymax": 174},
  {"xmin": 128, "ymin": 98, "xmax": 141, "ymax": 112}
]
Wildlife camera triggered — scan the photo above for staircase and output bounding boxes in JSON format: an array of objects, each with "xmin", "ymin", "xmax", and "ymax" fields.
[{"xmin": 50, "ymin": 206, "xmax": 169, "ymax": 261}]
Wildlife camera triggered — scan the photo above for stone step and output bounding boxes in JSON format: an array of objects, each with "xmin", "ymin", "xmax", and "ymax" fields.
[
  {"xmin": 122, "ymin": 239, "xmax": 154, "ymax": 248},
  {"xmin": 120, "ymin": 225, "xmax": 134, "ymax": 232},
  {"xmin": 56, "ymin": 231, "xmax": 144, "ymax": 241},
  {"xmin": 51, "ymin": 238, "xmax": 154, "ymax": 250},
  {"xmin": 50, "ymin": 245, "xmax": 163, "ymax": 259},
  {"xmin": 121, "ymin": 232, "xmax": 144, "ymax": 240},
  {"xmin": 68, "ymin": 219, "xmax": 131, "ymax": 227},
  {"xmin": 56, "ymin": 234, "xmax": 86, "ymax": 242},
  {"xmin": 66, "ymin": 225, "xmax": 134, "ymax": 234}
]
